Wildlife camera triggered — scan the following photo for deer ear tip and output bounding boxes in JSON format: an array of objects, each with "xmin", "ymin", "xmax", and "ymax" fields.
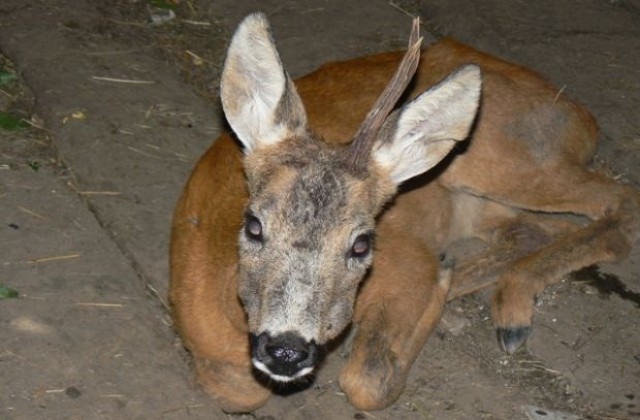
[
  {"xmin": 458, "ymin": 64, "xmax": 482, "ymax": 86},
  {"xmin": 232, "ymin": 13, "xmax": 271, "ymax": 43},
  {"xmin": 450, "ymin": 64, "xmax": 482, "ymax": 103},
  {"xmin": 243, "ymin": 12, "xmax": 267, "ymax": 23}
]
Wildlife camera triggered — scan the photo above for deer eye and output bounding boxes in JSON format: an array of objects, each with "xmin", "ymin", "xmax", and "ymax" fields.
[
  {"xmin": 350, "ymin": 233, "xmax": 372, "ymax": 259},
  {"xmin": 245, "ymin": 214, "xmax": 263, "ymax": 242}
]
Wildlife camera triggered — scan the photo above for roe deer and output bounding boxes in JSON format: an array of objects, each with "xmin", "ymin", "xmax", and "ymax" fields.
[{"xmin": 170, "ymin": 13, "xmax": 640, "ymax": 412}]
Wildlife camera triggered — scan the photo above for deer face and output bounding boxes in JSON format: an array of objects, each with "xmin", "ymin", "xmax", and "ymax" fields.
[
  {"xmin": 238, "ymin": 139, "xmax": 392, "ymax": 380},
  {"xmin": 221, "ymin": 13, "xmax": 481, "ymax": 382}
]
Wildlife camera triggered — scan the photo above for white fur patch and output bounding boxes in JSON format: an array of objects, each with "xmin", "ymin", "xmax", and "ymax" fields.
[{"xmin": 252, "ymin": 359, "xmax": 314, "ymax": 382}]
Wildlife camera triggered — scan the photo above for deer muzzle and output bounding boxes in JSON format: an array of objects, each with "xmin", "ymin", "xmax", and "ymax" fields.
[{"xmin": 250, "ymin": 331, "xmax": 318, "ymax": 381}]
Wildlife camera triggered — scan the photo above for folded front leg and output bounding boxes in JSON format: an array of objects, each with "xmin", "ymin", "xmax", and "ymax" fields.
[
  {"xmin": 194, "ymin": 353, "xmax": 270, "ymax": 413},
  {"xmin": 339, "ymin": 230, "xmax": 450, "ymax": 411}
]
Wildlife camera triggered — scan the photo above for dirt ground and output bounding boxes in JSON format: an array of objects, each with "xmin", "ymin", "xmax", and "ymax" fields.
[{"xmin": 1, "ymin": 0, "xmax": 639, "ymax": 419}]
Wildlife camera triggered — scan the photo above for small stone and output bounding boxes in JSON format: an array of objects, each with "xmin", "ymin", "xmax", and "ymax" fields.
[{"xmin": 65, "ymin": 386, "xmax": 81, "ymax": 399}]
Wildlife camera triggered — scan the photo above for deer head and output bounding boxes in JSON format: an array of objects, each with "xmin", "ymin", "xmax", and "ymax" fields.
[{"xmin": 220, "ymin": 13, "xmax": 481, "ymax": 382}]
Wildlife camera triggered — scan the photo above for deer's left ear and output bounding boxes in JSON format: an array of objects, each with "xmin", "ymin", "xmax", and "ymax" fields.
[
  {"xmin": 373, "ymin": 64, "xmax": 482, "ymax": 185},
  {"xmin": 221, "ymin": 13, "xmax": 307, "ymax": 152}
]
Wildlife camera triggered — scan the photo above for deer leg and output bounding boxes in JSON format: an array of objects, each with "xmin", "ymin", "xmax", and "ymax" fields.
[
  {"xmin": 180, "ymin": 311, "xmax": 271, "ymax": 413},
  {"xmin": 492, "ymin": 214, "xmax": 636, "ymax": 352},
  {"xmin": 338, "ymin": 229, "xmax": 450, "ymax": 411},
  {"xmin": 474, "ymin": 169, "xmax": 640, "ymax": 353},
  {"xmin": 445, "ymin": 209, "xmax": 594, "ymax": 297},
  {"xmin": 193, "ymin": 351, "xmax": 270, "ymax": 413},
  {"xmin": 171, "ymin": 263, "xmax": 271, "ymax": 413}
]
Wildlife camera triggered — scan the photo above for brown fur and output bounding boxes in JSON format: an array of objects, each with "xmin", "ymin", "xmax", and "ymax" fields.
[{"xmin": 170, "ymin": 37, "xmax": 639, "ymax": 411}]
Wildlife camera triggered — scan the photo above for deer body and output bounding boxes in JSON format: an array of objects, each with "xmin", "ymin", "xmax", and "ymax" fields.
[{"xmin": 170, "ymin": 14, "xmax": 639, "ymax": 412}]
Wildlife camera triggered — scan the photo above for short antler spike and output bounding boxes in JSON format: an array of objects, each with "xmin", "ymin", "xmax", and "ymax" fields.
[{"xmin": 347, "ymin": 17, "xmax": 423, "ymax": 173}]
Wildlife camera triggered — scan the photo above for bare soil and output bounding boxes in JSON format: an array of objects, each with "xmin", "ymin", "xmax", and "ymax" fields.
[{"xmin": 1, "ymin": 1, "xmax": 639, "ymax": 419}]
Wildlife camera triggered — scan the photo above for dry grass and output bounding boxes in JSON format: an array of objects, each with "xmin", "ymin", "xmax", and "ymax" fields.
[{"xmin": 27, "ymin": 253, "xmax": 81, "ymax": 264}]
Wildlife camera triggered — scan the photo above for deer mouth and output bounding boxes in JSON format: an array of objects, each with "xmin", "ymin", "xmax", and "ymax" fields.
[{"xmin": 250, "ymin": 331, "xmax": 318, "ymax": 382}]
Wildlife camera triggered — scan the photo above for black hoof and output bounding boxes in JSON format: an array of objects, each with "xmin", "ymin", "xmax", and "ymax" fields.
[{"xmin": 496, "ymin": 326, "xmax": 532, "ymax": 354}]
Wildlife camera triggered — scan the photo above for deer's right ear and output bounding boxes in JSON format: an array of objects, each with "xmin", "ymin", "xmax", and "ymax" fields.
[{"xmin": 221, "ymin": 13, "xmax": 308, "ymax": 152}]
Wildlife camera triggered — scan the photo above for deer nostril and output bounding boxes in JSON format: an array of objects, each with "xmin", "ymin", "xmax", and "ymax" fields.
[{"xmin": 266, "ymin": 345, "xmax": 307, "ymax": 364}]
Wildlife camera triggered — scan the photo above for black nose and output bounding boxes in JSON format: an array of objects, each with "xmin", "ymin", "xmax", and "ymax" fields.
[{"xmin": 251, "ymin": 331, "xmax": 317, "ymax": 378}]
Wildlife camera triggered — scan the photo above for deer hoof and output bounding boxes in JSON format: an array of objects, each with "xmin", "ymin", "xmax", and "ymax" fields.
[{"xmin": 496, "ymin": 326, "xmax": 532, "ymax": 354}]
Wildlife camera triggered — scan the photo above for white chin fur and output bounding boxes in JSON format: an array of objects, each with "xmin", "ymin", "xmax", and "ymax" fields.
[{"xmin": 252, "ymin": 359, "xmax": 314, "ymax": 383}]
